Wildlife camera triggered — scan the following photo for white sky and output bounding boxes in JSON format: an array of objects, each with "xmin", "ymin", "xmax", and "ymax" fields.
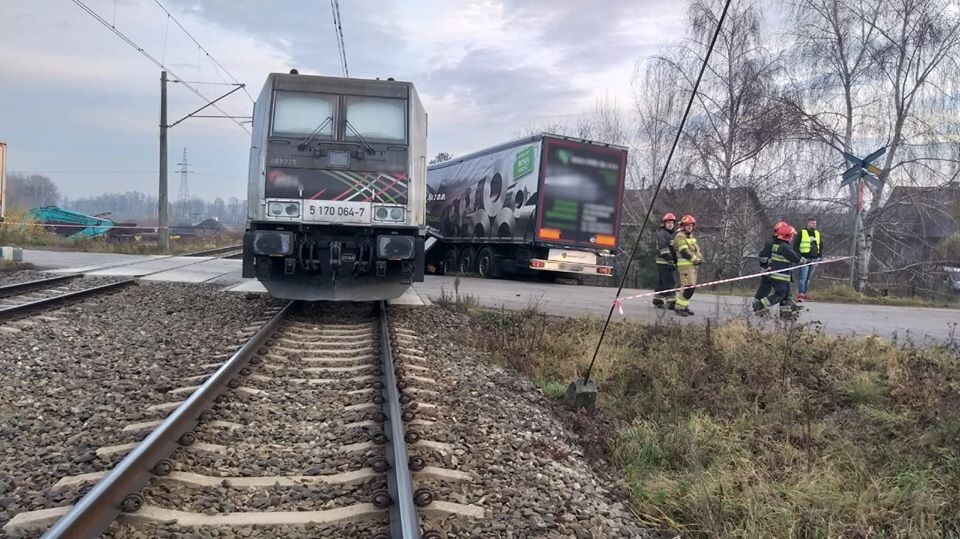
[{"xmin": 0, "ymin": 0, "xmax": 692, "ymax": 200}]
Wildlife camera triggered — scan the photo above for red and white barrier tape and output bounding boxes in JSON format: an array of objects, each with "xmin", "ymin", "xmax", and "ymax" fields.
[{"xmin": 612, "ymin": 256, "xmax": 853, "ymax": 315}]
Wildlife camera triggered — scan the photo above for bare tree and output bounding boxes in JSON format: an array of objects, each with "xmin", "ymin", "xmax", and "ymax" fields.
[
  {"xmin": 429, "ymin": 152, "xmax": 453, "ymax": 165},
  {"xmin": 788, "ymin": 0, "xmax": 960, "ymax": 289},
  {"xmin": 7, "ymin": 173, "xmax": 61, "ymax": 209},
  {"xmin": 633, "ymin": 58, "xmax": 683, "ymax": 194},
  {"xmin": 649, "ymin": 0, "xmax": 792, "ymax": 274},
  {"xmin": 853, "ymin": 0, "xmax": 960, "ymax": 288}
]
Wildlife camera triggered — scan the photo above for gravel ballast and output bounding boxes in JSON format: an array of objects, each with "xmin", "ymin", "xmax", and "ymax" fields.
[
  {"xmin": 390, "ymin": 305, "xmax": 650, "ymax": 538},
  {"xmin": 0, "ymin": 283, "xmax": 281, "ymax": 538},
  {"xmin": 4, "ymin": 293, "xmax": 648, "ymax": 538}
]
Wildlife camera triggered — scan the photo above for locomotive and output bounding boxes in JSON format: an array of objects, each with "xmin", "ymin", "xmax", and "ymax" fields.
[{"xmin": 242, "ymin": 71, "xmax": 428, "ymax": 300}]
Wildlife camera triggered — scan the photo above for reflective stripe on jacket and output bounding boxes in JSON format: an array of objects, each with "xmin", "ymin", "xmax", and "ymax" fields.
[
  {"xmin": 672, "ymin": 231, "xmax": 701, "ymax": 268},
  {"xmin": 655, "ymin": 227, "xmax": 676, "ymax": 265},
  {"xmin": 769, "ymin": 240, "xmax": 803, "ymax": 281}
]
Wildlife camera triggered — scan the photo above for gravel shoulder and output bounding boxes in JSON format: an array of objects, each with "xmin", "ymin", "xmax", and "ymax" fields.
[
  {"xmin": 390, "ymin": 305, "xmax": 649, "ymax": 538},
  {"xmin": 0, "ymin": 269, "xmax": 51, "ymax": 287},
  {"xmin": 0, "ymin": 283, "xmax": 281, "ymax": 537}
]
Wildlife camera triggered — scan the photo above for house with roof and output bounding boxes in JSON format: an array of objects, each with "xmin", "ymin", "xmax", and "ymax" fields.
[
  {"xmin": 873, "ymin": 183, "xmax": 959, "ymax": 274},
  {"xmin": 621, "ymin": 184, "xmax": 772, "ymax": 277}
]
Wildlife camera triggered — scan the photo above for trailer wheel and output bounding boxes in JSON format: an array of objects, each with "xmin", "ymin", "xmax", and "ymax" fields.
[
  {"xmin": 458, "ymin": 247, "xmax": 476, "ymax": 273},
  {"xmin": 477, "ymin": 247, "xmax": 499, "ymax": 279},
  {"xmin": 442, "ymin": 248, "xmax": 458, "ymax": 275}
]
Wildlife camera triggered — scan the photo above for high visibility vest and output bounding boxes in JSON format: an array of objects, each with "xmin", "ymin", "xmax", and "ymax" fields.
[{"xmin": 799, "ymin": 229, "xmax": 820, "ymax": 255}]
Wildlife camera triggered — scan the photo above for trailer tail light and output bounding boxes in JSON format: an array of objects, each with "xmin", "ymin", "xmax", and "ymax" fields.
[
  {"xmin": 595, "ymin": 234, "xmax": 616, "ymax": 247},
  {"xmin": 598, "ymin": 266, "xmax": 613, "ymax": 275},
  {"xmin": 530, "ymin": 260, "xmax": 546, "ymax": 269},
  {"xmin": 539, "ymin": 228, "xmax": 561, "ymax": 240}
]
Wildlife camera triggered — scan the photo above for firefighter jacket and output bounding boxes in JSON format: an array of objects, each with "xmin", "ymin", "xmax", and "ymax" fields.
[
  {"xmin": 764, "ymin": 239, "xmax": 805, "ymax": 281},
  {"xmin": 792, "ymin": 228, "xmax": 822, "ymax": 258},
  {"xmin": 672, "ymin": 230, "xmax": 702, "ymax": 268},
  {"xmin": 655, "ymin": 227, "xmax": 677, "ymax": 265},
  {"xmin": 758, "ymin": 238, "xmax": 775, "ymax": 270}
]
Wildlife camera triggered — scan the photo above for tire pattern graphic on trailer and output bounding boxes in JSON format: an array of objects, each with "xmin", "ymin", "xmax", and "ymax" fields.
[
  {"xmin": 266, "ymin": 167, "xmax": 409, "ymax": 204},
  {"xmin": 426, "ymin": 143, "xmax": 539, "ymax": 241}
]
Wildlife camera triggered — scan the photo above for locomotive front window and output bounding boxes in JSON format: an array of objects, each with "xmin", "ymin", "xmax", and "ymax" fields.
[
  {"xmin": 344, "ymin": 96, "xmax": 406, "ymax": 144},
  {"xmin": 272, "ymin": 91, "xmax": 335, "ymax": 136}
]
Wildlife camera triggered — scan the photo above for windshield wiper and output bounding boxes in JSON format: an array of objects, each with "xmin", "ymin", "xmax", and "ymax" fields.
[
  {"xmin": 297, "ymin": 116, "xmax": 332, "ymax": 150},
  {"xmin": 345, "ymin": 120, "xmax": 376, "ymax": 155}
]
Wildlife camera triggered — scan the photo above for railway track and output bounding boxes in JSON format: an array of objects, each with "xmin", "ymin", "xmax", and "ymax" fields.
[
  {"xmin": 4, "ymin": 301, "xmax": 480, "ymax": 538},
  {"xmin": 0, "ymin": 275, "xmax": 135, "ymax": 322},
  {"xmin": 182, "ymin": 245, "xmax": 243, "ymax": 258}
]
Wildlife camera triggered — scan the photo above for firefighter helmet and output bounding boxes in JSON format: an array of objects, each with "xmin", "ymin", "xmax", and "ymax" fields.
[
  {"xmin": 775, "ymin": 224, "xmax": 797, "ymax": 241},
  {"xmin": 679, "ymin": 214, "xmax": 696, "ymax": 226},
  {"xmin": 661, "ymin": 212, "xmax": 676, "ymax": 223}
]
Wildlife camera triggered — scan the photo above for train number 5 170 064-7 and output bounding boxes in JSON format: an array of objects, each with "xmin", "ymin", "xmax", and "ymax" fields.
[{"xmin": 304, "ymin": 201, "xmax": 372, "ymax": 224}]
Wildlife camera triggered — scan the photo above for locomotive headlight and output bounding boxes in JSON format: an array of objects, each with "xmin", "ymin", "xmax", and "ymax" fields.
[
  {"xmin": 267, "ymin": 201, "xmax": 300, "ymax": 219},
  {"xmin": 373, "ymin": 204, "xmax": 405, "ymax": 222},
  {"xmin": 252, "ymin": 230, "xmax": 294, "ymax": 256},
  {"xmin": 377, "ymin": 235, "xmax": 415, "ymax": 260}
]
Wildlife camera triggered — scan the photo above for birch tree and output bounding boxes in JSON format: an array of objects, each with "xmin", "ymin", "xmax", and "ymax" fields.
[
  {"xmin": 650, "ymin": 0, "xmax": 792, "ymax": 274},
  {"xmin": 788, "ymin": 0, "xmax": 960, "ymax": 289}
]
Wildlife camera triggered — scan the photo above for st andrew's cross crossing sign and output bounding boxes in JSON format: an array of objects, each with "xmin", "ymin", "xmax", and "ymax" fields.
[{"xmin": 841, "ymin": 147, "xmax": 886, "ymax": 191}]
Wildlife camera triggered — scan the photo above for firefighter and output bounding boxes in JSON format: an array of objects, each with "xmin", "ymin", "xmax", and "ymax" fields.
[
  {"xmin": 753, "ymin": 223, "xmax": 806, "ymax": 320},
  {"xmin": 753, "ymin": 221, "xmax": 786, "ymax": 308},
  {"xmin": 672, "ymin": 214, "xmax": 703, "ymax": 317},
  {"xmin": 653, "ymin": 213, "xmax": 678, "ymax": 309},
  {"xmin": 792, "ymin": 217, "xmax": 822, "ymax": 301}
]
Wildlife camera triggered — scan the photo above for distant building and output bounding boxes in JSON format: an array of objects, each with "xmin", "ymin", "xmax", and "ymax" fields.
[
  {"xmin": 622, "ymin": 184, "xmax": 771, "ymax": 276},
  {"xmin": 171, "ymin": 218, "xmax": 235, "ymax": 238},
  {"xmin": 873, "ymin": 183, "xmax": 959, "ymax": 273}
]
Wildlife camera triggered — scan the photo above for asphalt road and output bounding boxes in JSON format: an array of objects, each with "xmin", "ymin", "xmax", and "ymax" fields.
[
  {"xmin": 419, "ymin": 275, "xmax": 960, "ymax": 346},
  {"xmin": 16, "ymin": 249, "xmax": 958, "ymax": 346}
]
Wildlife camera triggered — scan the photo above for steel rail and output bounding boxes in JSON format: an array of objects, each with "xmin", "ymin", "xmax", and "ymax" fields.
[
  {"xmin": 182, "ymin": 245, "xmax": 243, "ymax": 257},
  {"xmin": 0, "ymin": 274, "xmax": 80, "ymax": 298},
  {"xmin": 378, "ymin": 300, "xmax": 421, "ymax": 538},
  {"xmin": 0, "ymin": 279, "xmax": 136, "ymax": 321},
  {"xmin": 41, "ymin": 300, "xmax": 297, "ymax": 539}
]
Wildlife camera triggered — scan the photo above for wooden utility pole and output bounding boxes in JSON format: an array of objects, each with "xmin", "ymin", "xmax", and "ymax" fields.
[{"xmin": 159, "ymin": 70, "xmax": 169, "ymax": 251}]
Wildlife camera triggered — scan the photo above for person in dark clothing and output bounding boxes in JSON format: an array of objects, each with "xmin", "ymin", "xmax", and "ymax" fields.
[
  {"xmin": 753, "ymin": 221, "xmax": 785, "ymax": 309},
  {"xmin": 653, "ymin": 213, "xmax": 678, "ymax": 309},
  {"xmin": 792, "ymin": 217, "xmax": 822, "ymax": 301},
  {"xmin": 753, "ymin": 223, "xmax": 806, "ymax": 320}
]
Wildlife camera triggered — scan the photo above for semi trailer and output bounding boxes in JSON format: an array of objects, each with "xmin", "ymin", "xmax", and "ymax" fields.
[{"xmin": 425, "ymin": 134, "xmax": 627, "ymax": 279}]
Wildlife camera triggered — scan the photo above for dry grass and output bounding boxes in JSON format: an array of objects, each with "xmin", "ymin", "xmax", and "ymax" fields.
[
  {"xmin": 451, "ymin": 305, "xmax": 960, "ymax": 537},
  {"xmin": 0, "ymin": 260, "xmax": 33, "ymax": 272}
]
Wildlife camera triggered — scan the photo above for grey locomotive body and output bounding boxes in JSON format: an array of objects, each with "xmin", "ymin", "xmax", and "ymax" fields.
[{"xmin": 242, "ymin": 72, "xmax": 427, "ymax": 301}]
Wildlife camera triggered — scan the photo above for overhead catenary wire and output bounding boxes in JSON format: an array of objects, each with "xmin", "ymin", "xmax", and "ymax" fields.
[
  {"xmin": 330, "ymin": 0, "xmax": 349, "ymax": 77},
  {"xmin": 582, "ymin": 0, "xmax": 734, "ymax": 383},
  {"xmin": 70, "ymin": 0, "xmax": 250, "ymax": 134},
  {"xmin": 150, "ymin": 0, "xmax": 255, "ymax": 103}
]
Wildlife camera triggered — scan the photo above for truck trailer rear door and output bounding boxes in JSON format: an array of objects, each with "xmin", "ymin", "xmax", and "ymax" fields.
[{"xmin": 535, "ymin": 138, "xmax": 626, "ymax": 250}]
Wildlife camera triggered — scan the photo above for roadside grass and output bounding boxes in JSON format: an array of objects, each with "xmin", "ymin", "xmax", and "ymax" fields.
[
  {"xmin": 449, "ymin": 304, "xmax": 960, "ymax": 537},
  {"xmin": 0, "ymin": 210, "xmax": 241, "ymax": 255}
]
